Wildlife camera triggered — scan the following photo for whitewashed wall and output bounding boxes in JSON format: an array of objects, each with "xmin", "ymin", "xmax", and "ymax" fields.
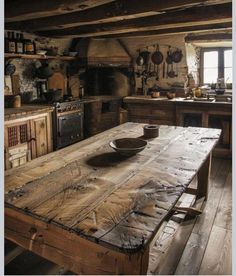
[{"xmin": 121, "ymin": 33, "xmax": 189, "ymax": 90}]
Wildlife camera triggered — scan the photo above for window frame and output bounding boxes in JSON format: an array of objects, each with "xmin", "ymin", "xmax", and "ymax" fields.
[{"xmin": 200, "ymin": 47, "xmax": 232, "ymax": 85}]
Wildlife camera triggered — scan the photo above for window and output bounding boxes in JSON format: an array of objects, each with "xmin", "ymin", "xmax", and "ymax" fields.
[{"xmin": 201, "ymin": 48, "xmax": 232, "ymax": 85}]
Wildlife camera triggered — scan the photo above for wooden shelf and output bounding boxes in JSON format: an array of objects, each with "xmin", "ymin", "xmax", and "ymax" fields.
[{"xmin": 5, "ymin": 53, "xmax": 77, "ymax": 61}]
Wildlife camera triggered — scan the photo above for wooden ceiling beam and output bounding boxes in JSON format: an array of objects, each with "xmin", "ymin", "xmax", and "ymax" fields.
[
  {"xmin": 36, "ymin": 3, "xmax": 232, "ymax": 38},
  {"xmin": 185, "ymin": 32, "xmax": 232, "ymax": 43},
  {"xmin": 5, "ymin": 0, "xmax": 231, "ymax": 31},
  {"xmin": 97, "ymin": 23, "xmax": 232, "ymax": 38},
  {"xmin": 5, "ymin": 0, "xmax": 115, "ymax": 22}
]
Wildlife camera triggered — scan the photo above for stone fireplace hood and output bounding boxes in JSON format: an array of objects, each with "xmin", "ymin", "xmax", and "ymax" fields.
[{"xmin": 77, "ymin": 38, "xmax": 132, "ymax": 67}]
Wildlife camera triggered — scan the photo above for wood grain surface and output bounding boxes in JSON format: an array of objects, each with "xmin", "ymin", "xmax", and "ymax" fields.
[{"xmin": 5, "ymin": 123, "xmax": 221, "ymax": 254}]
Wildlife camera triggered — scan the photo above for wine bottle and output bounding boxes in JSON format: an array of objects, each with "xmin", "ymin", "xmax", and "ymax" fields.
[
  {"xmin": 5, "ymin": 32, "xmax": 9, "ymax": 53},
  {"xmin": 8, "ymin": 32, "xmax": 16, "ymax": 53},
  {"xmin": 16, "ymin": 33, "xmax": 24, "ymax": 54}
]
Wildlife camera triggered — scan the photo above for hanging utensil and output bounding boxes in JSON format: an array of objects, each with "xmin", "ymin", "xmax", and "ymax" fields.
[
  {"xmin": 140, "ymin": 46, "xmax": 150, "ymax": 68},
  {"xmin": 166, "ymin": 46, "xmax": 173, "ymax": 65},
  {"xmin": 163, "ymin": 62, "xmax": 165, "ymax": 78},
  {"xmin": 5, "ymin": 61, "xmax": 16, "ymax": 76},
  {"xmin": 156, "ymin": 63, "xmax": 159, "ymax": 81},
  {"xmin": 167, "ymin": 63, "xmax": 176, "ymax": 78},
  {"xmin": 172, "ymin": 48, "xmax": 183, "ymax": 63},
  {"xmin": 136, "ymin": 49, "xmax": 144, "ymax": 66},
  {"xmin": 175, "ymin": 62, "xmax": 178, "ymax": 77},
  {"xmin": 151, "ymin": 44, "xmax": 163, "ymax": 65},
  {"xmin": 36, "ymin": 61, "xmax": 53, "ymax": 79}
]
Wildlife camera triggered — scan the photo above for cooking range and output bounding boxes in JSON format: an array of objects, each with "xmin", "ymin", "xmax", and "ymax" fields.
[{"xmin": 53, "ymin": 98, "xmax": 84, "ymax": 150}]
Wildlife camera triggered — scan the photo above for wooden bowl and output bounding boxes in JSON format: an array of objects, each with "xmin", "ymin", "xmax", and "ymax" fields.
[
  {"xmin": 109, "ymin": 138, "xmax": 147, "ymax": 156},
  {"xmin": 166, "ymin": 92, "xmax": 176, "ymax": 99}
]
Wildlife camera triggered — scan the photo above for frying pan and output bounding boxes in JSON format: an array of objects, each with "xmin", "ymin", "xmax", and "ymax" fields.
[
  {"xmin": 139, "ymin": 47, "xmax": 150, "ymax": 66},
  {"xmin": 151, "ymin": 44, "xmax": 163, "ymax": 65},
  {"xmin": 172, "ymin": 49, "xmax": 183, "ymax": 63},
  {"xmin": 166, "ymin": 46, "xmax": 173, "ymax": 64},
  {"xmin": 136, "ymin": 49, "xmax": 144, "ymax": 66}
]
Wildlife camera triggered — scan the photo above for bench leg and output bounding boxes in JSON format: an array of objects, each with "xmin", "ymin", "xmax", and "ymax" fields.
[{"xmin": 197, "ymin": 153, "xmax": 212, "ymax": 200}]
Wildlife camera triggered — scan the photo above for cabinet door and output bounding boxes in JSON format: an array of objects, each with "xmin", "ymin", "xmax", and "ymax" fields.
[
  {"xmin": 30, "ymin": 113, "xmax": 53, "ymax": 159},
  {"xmin": 4, "ymin": 120, "xmax": 31, "ymax": 170}
]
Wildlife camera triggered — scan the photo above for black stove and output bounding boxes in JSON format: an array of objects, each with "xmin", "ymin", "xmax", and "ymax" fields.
[{"xmin": 52, "ymin": 98, "xmax": 84, "ymax": 150}]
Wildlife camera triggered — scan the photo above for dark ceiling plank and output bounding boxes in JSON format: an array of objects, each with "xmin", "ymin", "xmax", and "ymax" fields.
[
  {"xmin": 97, "ymin": 23, "xmax": 232, "ymax": 38},
  {"xmin": 36, "ymin": 3, "xmax": 232, "ymax": 38},
  {"xmin": 5, "ymin": 0, "xmax": 231, "ymax": 31},
  {"xmin": 5, "ymin": 0, "xmax": 115, "ymax": 22},
  {"xmin": 185, "ymin": 33, "xmax": 232, "ymax": 43}
]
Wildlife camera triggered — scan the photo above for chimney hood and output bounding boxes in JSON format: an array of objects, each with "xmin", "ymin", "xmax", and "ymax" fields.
[{"xmin": 76, "ymin": 38, "xmax": 132, "ymax": 67}]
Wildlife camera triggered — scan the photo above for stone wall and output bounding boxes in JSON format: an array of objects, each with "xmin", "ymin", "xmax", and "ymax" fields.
[{"xmin": 5, "ymin": 30, "xmax": 72, "ymax": 97}]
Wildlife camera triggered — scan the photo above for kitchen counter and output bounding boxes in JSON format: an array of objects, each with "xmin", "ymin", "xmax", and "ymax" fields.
[
  {"xmin": 4, "ymin": 105, "xmax": 54, "ymax": 121},
  {"xmin": 123, "ymin": 96, "xmax": 232, "ymax": 106},
  {"xmin": 124, "ymin": 96, "xmax": 232, "ymax": 158}
]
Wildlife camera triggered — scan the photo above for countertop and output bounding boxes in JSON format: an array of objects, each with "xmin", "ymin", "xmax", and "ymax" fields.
[
  {"xmin": 123, "ymin": 95, "xmax": 232, "ymax": 106},
  {"xmin": 4, "ymin": 98, "xmax": 96, "ymax": 121},
  {"xmin": 4, "ymin": 105, "xmax": 54, "ymax": 121}
]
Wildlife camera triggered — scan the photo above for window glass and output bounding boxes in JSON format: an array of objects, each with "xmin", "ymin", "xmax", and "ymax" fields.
[
  {"xmin": 203, "ymin": 51, "xmax": 218, "ymax": 83},
  {"xmin": 224, "ymin": 68, "xmax": 232, "ymax": 83},
  {"xmin": 204, "ymin": 51, "xmax": 218, "ymax": 68},
  {"xmin": 224, "ymin": 50, "xmax": 232, "ymax": 67},
  {"xmin": 224, "ymin": 50, "xmax": 232, "ymax": 83},
  {"xmin": 204, "ymin": 68, "xmax": 218, "ymax": 84}
]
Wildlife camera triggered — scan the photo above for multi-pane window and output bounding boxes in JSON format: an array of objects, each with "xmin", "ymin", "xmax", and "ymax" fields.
[
  {"xmin": 201, "ymin": 48, "xmax": 232, "ymax": 85},
  {"xmin": 224, "ymin": 49, "xmax": 232, "ymax": 84}
]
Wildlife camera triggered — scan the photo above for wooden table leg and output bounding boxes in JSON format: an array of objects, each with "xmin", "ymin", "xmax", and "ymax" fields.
[{"xmin": 197, "ymin": 153, "xmax": 212, "ymax": 200}]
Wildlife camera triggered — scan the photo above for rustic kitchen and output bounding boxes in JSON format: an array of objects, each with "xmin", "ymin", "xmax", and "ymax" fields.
[{"xmin": 4, "ymin": 0, "xmax": 232, "ymax": 275}]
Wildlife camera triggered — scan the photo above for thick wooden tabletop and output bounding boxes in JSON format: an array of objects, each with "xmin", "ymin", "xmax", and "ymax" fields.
[{"xmin": 5, "ymin": 123, "xmax": 221, "ymax": 253}]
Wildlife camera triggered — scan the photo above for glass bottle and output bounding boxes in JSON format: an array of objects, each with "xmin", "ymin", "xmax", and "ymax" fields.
[
  {"xmin": 8, "ymin": 32, "xmax": 16, "ymax": 53},
  {"xmin": 16, "ymin": 33, "xmax": 24, "ymax": 54}
]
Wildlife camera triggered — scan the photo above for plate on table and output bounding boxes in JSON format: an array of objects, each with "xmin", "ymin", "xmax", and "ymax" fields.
[{"xmin": 109, "ymin": 138, "xmax": 147, "ymax": 156}]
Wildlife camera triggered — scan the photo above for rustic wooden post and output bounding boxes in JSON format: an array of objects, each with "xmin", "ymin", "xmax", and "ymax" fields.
[{"xmin": 197, "ymin": 153, "xmax": 212, "ymax": 200}]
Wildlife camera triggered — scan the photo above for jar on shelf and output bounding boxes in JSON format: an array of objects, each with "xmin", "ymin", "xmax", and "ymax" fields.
[{"xmin": 24, "ymin": 39, "xmax": 35, "ymax": 54}]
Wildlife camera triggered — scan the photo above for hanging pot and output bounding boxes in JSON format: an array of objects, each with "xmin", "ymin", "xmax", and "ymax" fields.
[
  {"xmin": 166, "ymin": 46, "xmax": 173, "ymax": 65},
  {"xmin": 139, "ymin": 47, "xmax": 150, "ymax": 66},
  {"xmin": 36, "ymin": 61, "xmax": 53, "ymax": 79},
  {"xmin": 172, "ymin": 49, "xmax": 183, "ymax": 63},
  {"xmin": 136, "ymin": 49, "xmax": 144, "ymax": 66},
  {"xmin": 151, "ymin": 44, "xmax": 163, "ymax": 65},
  {"xmin": 5, "ymin": 62, "xmax": 16, "ymax": 76}
]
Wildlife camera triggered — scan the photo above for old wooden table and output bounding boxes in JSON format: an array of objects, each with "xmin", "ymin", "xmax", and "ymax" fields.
[{"xmin": 5, "ymin": 123, "xmax": 221, "ymax": 274}]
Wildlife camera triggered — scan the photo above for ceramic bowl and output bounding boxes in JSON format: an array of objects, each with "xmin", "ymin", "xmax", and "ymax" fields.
[
  {"xmin": 69, "ymin": 52, "xmax": 78, "ymax": 57},
  {"xmin": 109, "ymin": 138, "xmax": 147, "ymax": 156},
  {"xmin": 36, "ymin": 50, "xmax": 47, "ymax": 55}
]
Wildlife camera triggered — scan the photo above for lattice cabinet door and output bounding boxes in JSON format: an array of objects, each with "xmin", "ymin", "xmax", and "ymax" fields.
[{"xmin": 4, "ymin": 120, "xmax": 31, "ymax": 170}]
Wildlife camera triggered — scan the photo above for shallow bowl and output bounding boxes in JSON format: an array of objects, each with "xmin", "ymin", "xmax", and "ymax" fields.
[{"xmin": 109, "ymin": 138, "xmax": 147, "ymax": 156}]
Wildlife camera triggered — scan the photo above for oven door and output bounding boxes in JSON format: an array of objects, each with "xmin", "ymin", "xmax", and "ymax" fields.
[{"xmin": 57, "ymin": 112, "xmax": 83, "ymax": 149}]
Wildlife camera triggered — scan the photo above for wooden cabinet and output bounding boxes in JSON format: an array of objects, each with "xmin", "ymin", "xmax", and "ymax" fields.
[
  {"xmin": 124, "ymin": 97, "xmax": 232, "ymax": 158},
  {"xmin": 4, "ymin": 111, "xmax": 53, "ymax": 170},
  {"xmin": 125, "ymin": 101, "xmax": 176, "ymax": 126},
  {"xmin": 176, "ymin": 102, "xmax": 232, "ymax": 158},
  {"xmin": 30, "ymin": 113, "xmax": 53, "ymax": 159},
  {"xmin": 4, "ymin": 120, "xmax": 31, "ymax": 170}
]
